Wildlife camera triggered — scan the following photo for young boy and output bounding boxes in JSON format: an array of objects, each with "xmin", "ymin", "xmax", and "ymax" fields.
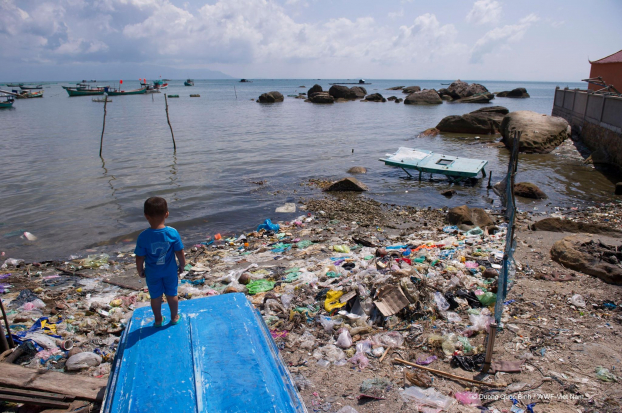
[{"xmin": 135, "ymin": 197, "xmax": 186, "ymax": 327}]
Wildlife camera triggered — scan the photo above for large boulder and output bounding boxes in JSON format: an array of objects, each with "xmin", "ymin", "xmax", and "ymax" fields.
[
  {"xmin": 551, "ymin": 235, "xmax": 622, "ymax": 285},
  {"xmin": 308, "ymin": 84, "xmax": 323, "ymax": 97},
  {"xmin": 446, "ymin": 80, "xmax": 490, "ymax": 99},
  {"xmin": 347, "ymin": 166, "xmax": 367, "ymax": 174},
  {"xmin": 364, "ymin": 93, "xmax": 386, "ymax": 102},
  {"xmin": 457, "ymin": 93, "xmax": 494, "ymax": 103},
  {"xmin": 387, "ymin": 86, "xmax": 405, "ymax": 90},
  {"xmin": 329, "ymin": 85, "xmax": 359, "ymax": 100},
  {"xmin": 402, "ymin": 86, "xmax": 421, "ymax": 94},
  {"xmin": 325, "ymin": 177, "xmax": 368, "ymax": 192},
  {"xmin": 350, "ymin": 86, "xmax": 367, "ymax": 98},
  {"xmin": 258, "ymin": 91, "xmax": 284, "ymax": 103},
  {"xmin": 447, "ymin": 205, "xmax": 495, "ymax": 228},
  {"xmin": 514, "ymin": 182, "xmax": 547, "ymax": 199},
  {"xmin": 404, "ymin": 89, "xmax": 442, "ymax": 105},
  {"xmin": 497, "ymin": 88, "xmax": 530, "ymax": 98},
  {"xmin": 500, "ymin": 111, "xmax": 570, "ymax": 154},
  {"xmin": 436, "ymin": 106, "xmax": 508, "ymax": 134},
  {"xmin": 530, "ymin": 217, "xmax": 622, "ymax": 236},
  {"xmin": 308, "ymin": 92, "xmax": 334, "ymax": 104}
]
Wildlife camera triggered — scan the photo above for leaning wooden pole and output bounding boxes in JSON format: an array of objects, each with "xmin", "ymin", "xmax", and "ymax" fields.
[
  {"xmin": 164, "ymin": 94, "xmax": 177, "ymax": 151},
  {"xmin": 99, "ymin": 97, "xmax": 107, "ymax": 157},
  {"xmin": 0, "ymin": 298, "xmax": 14, "ymax": 348}
]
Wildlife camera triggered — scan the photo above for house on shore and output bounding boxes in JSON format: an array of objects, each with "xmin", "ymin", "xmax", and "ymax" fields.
[{"xmin": 588, "ymin": 49, "xmax": 622, "ymax": 92}]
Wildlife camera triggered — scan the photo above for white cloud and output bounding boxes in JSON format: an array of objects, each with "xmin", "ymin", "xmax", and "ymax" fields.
[
  {"xmin": 470, "ymin": 13, "xmax": 539, "ymax": 63},
  {"xmin": 388, "ymin": 9, "xmax": 404, "ymax": 19},
  {"xmin": 466, "ymin": 0, "xmax": 502, "ymax": 26}
]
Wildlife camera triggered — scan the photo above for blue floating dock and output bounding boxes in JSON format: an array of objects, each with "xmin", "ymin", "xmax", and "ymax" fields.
[
  {"xmin": 380, "ymin": 147, "xmax": 488, "ymax": 181},
  {"xmin": 102, "ymin": 294, "xmax": 307, "ymax": 413}
]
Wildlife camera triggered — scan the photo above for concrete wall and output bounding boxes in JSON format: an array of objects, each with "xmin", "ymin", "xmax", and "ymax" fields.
[{"xmin": 552, "ymin": 87, "xmax": 622, "ymax": 168}]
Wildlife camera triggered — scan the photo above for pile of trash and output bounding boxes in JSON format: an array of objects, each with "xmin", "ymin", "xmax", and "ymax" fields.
[{"xmin": 1, "ymin": 197, "xmax": 620, "ymax": 412}]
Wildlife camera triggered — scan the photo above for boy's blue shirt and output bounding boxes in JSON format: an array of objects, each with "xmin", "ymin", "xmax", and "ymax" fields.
[{"xmin": 134, "ymin": 226, "xmax": 184, "ymax": 278}]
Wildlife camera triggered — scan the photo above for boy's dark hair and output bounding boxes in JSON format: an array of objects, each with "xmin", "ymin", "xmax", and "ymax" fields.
[{"xmin": 144, "ymin": 197, "xmax": 168, "ymax": 218}]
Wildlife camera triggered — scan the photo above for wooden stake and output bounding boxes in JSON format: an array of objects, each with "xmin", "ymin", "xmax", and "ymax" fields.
[
  {"xmin": 379, "ymin": 347, "xmax": 390, "ymax": 362},
  {"xmin": 99, "ymin": 97, "xmax": 107, "ymax": 157},
  {"xmin": 164, "ymin": 94, "xmax": 177, "ymax": 151},
  {"xmin": 487, "ymin": 171, "xmax": 493, "ymax": 189},
  {"xmin": 234, "ymin": 86, "xmax": 237, "ymax": 99},
  {"xmin": 481, "ymin": 324, "xmax": 498, "ymax": 374},
  {"xmin": 0, "ymin": 298, "xmax": 14, "ymax": 348},
  {"xmin": 393, "ymin": 358, "xmax": 506, "ymax": 388}
]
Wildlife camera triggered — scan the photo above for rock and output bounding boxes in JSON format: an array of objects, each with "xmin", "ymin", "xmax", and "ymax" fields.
[
  {"xmin": 500, "ymin": 111, "xmax": 570, "ymax": 154},
  {"xmin": 329, "ymin": 85, "xmax": 360, "ymax": 100},
  {"xmin": 258, "ymin": 91, "xmax": 284, "ymax": 103},
  {"xmin": 441, "ymin": 95, "xmax": 453, "ymax": 101},
  {"xmin": 66, "ymin": 352, "xmax": 102, "ymax": 371},
  {"xmin": 551, "ymin": 235, "xmax": 622, "ymax": 285},
  {"xmin": 325, "ymin": 177, "xmax": 368, "ymax": 192},
  {"xmin": 364, "ymin": 93, "xmax": 386, "ymax": 102},
  {"xmin": 420, "ymin": 128, "xmax": 439, "ymax": 137},
  {"xmin": 224, "ymin": 286, "xmax": 239, "ymax": 294},
  {"xmin": 347, "ymin": 166, "xmax": 367, "ymax": 174},
  {"xmin": 436, "ymin": 106, "xmax": 508, "ymax": 134},
  {"xmin": 440, "ymin": 189, "xmax": 456, "ymax": 197},
  {"xmin": 457, "ymin": 93, "xmax": 494, "ymax": 103},
  {"xmin": 308, "ymin": 92, "xmax": 334, "ymax": 104},
  {"xmin": 404, "ymin": 89, "xmax": 442, "ymax": 105},
  {"xmin": 616, "ymin": 182, "xmax": 622, "ymax": 195},
  {"xmin": 584, "ymin": 148, "xmax": 611, "ymax": 165},
  {"xmin": 497, "ymin": 88, "xmax": 530, "ymax": 98},
  {"xmin": 308, "ymin": 84, "xmax": 323, "ymax": 97},
  {"xmin": 395, "ymin": 98, "xmax": 403, "ymax": 103},
  {"xmin": 530, "ymin": 217, "xmax": 622, "ymax": 236},
  {"xmin": 387, "ymin": 96, "xmax": 398, "ymax": 101},
  {"xmin": 446, "ymin": 80, "xmax": 490, "ymax": 99},
  {"xmin": 387, "ymin": 86, "xmax": 404, "ymax": 90},
  {"xmin": 402, "ymin": 86, "xmax": 421, "ymax": 94},
  {"xmin": 482, "ymin": 268, "xmax": 499, "ymax": 279},
  {"xmin": 350, "ymin": 86, "xmax": 367, "ymax": 98},
  {"xmin": 238, "ymin": 273, "xmax": 251, "ymax": 285},
  {"xmin": 514, "ymin": 182, "xmax": 547, "ymax": 199},
  {"xmin": 447, "ymin": 205, "xmax": 495, "ymax": 228}
]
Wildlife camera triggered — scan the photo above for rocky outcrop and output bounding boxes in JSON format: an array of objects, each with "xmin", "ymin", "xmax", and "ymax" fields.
[
  {"xmin": 308, "ymin": 92, "xmax": 334, "ymax": 104},
  {"xmin": 551, "ymin": 235, "xmax": 622, "ymax": 285},
  {"xmin": 447, "ymin": 205, "xmax": 495, "ymax": 228},
  {"xmin": 497, "ymin": 88, "xmax": 530, "ymax": 98},
  {"xmin": 446, "ymin": 80, "xmax": 490, "ymax": 99},
  {"xmin": 513, "ymin": 182, "xmax": 547, "ymax": 199},
  {"xmin": 457, "ymin": 93, "xmax": 494, "ymax": 103},
  {"xmin": 329, "ymin": 85, "xmax": 361, "ymax": 100},
  {"xmin": 325, "ymin": 177, "xmax": 368, "ymax": 192},
  {"xmin": 347, "ymin": 166, "xmax": 367, "ymax": 174},
  {"xmin": 402, "ymin": 86, "xmax": 421, "ymax": 94},
  {"xmin": 350, "ymin": 86, "xmax": 367, "ymax": 98},
  {"xmin": 308, "ymin": 84, "xmax": 323, "ymax": 97},
  {"xmin": 257, "ymin": 91, "xmax": 284, "ymax": 103},
  {"xmin": 500, "ymin": 111, "xmax": 570, "ymax": 154},
  {"xmin": 420, "ymin": 128, "xmax": 440, "ymax": 137},
  {"xmin": 530, "ymin": 217, "xmax": 622, "ymax": 236},
  {"xmin": 387, "ymin": 86, "xmax": 404, "ymax": 90},
  {"xmin": 435, "ymin": 106, "xmax": 508, "ymax": 134},
  {"xmin": 364, "ymin": 93, "xmax": 386, "ymax": 102},
  {"xmin": 387, "ymin": 96, "xmax": 403, "ymax": 103},
  {"xmin": 438, "ymin": 88, "xmax": 453, "ymax": 101},
  {"xmin": 404, "ymin": 89, "xmax": 442, "ymax": 105}
]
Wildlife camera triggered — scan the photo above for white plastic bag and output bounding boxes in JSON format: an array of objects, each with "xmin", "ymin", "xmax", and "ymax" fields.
[
  {"xmin": 24, "ymin": 333, "xmax": 58, "ymax": 350},
  {"xmin": 433, "ymin": 292, "xmax": 450, "ymax": 312},
  {"xmin": 336, "ymin": 328, "xmax": 353, "ymax": 349},
  {"xmin": 66, "ymin": 352, "xmax": 102, "ymax": 370},
  {"xmin": 569, "ymin": 294, "xmax": 586, "ymax": 308}
]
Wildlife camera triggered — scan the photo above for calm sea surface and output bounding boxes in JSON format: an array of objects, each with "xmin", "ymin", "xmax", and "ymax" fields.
[{"xmin": 0, "ymin": 79, "xmax": 618, "ymax": 260}]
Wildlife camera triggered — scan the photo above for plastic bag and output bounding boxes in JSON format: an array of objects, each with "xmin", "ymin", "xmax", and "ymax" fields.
[
  {"xmin": 20, "ymin": 299, "xmax": 46, "ymax": 311},
  {"xmin": 23, "ymin": 333, "xmax": 58, "ymax": 350},
  {"xmin": 312, "ymin": 344, "xmax": 345, "ymax": 363},
  {"xmin": 257, "ymin": 219, "xmax": 280, "ymax": 232},
  {"xmin": 371, "ymin": 347, "xmax": 385, "ymax": 357},
  {"xmin": 371, "ymin": 331, "xmax": 404, "ymax": 348},
  {"xmin": 570, "ymin": 294, "xmax": 586, "ymax": 308},
  {"xmin": 324, "ymin": 290, "xmax": 348, "ymax": 312},
  {"xmin": 455, "ymin": 391, "xmax": 480, "ymax": 405},
  {"xmin": 246, "ymin": 279, "xmax": 275, "ymax": 295},
  {"xmin": 298, "ymin": 331, "xmax": 316, "ymax": 350},
  {"xmin": 468, "ymin": 314, "xmax": 495, "ymax": 333},
  {"xmin": 595, "ymin": 366, "xmax": 618, "ymax": 382},
  {"xmin": 66, "ymin": 352, "xmax": 102, "ymax": 370},
  {"xmin": 400, "ymin": 386, "xmax": 454, "ymax": 410},
  {"xmin": 333, "ymin": 245, "xmax": 350, "ymax": 253},
  {"xmin": 477, "ymin": 292, "xmax": 497, "ymax": 306},
  {"xmin": 360, "ymin": 377, "xmax": 393, "ymax": 399},
  {"xmin": 434, "ymin": 292, "xmax": 450, "ymax": 312},
  {"xmin": 319, "ymin": 316, "xmax": 338, "ymax": 332},
  {"xmin": 348, "ymin": 351, "xmax": 369, "ymax": 369},
  {"xmin": 280, "ymin": 293, "xmax": 294, "ymax": 309},
  {"xmin": 336, "ymin": 328, "xmax": 353, "ymax": 349},
  {"xmin": 445, "ymin": 311, "xmax": 462, "ymax": 323}
]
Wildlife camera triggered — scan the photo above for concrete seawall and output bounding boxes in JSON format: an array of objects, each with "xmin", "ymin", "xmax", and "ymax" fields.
[{"xmin": 552, "ymin": 87, "xmax": 622, "ymax": 170}]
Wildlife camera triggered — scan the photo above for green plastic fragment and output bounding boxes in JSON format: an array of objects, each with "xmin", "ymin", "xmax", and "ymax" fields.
[
  {"xmin": 184, "ymin": 264, "xmax": 193, "ymax": 271},
  {"xmin": 477, "ymin": 292, "xmax": 497, "ymax": 306},
  {"xmin": 246, "ymin": 279, "xmax": 276, "ymax": 295},
  {"xmin": 326, "ymin": 271, "xmax": 340, "ymax": 278},
  {"xmin": 296, "ymin": 240, "xmax": 313, "ymax": 249},
  {"xmin": 458, "ymin": 336, "xmax": 473, "ymax": 353},
  {"xmin": 333, "ymin": 245, "xmax": 350, "ymax": 253},
  {"xmin": 363, "ymin": 255, "xmax": 374, "ymax": 260},
  {"xmin": 414, "ymin": 256, "xmax": 426, "ymax": 263}
]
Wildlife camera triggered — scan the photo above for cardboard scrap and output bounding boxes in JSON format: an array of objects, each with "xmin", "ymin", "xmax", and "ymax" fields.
[
  {"xmin": 373, "ymin": 285, "xmax": 409, "ymax": 316},
  {"xmin": 340, "ymin": 290, "xmax": 357, "ymax": 304}
]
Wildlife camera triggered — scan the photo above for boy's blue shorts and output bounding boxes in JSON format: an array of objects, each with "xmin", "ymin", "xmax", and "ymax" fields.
[{"xmin": 146, "ymin": 273, "xmax": 178, "ymax": 298}]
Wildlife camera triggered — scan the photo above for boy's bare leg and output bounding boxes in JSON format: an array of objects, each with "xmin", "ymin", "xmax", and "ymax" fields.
[
  {"xmin": 151, "ymin": 297, "xmax": 163, "ymax": 324},
  {"xmin": 166, "ymin": 295, "xmax": 179, "ymax": 322}
]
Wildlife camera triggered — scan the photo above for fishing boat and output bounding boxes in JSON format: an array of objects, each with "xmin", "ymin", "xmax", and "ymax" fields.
[
  {"xmin": 64, "ymin": 84, "xmax": 106, "ymax": 96},
  {"xmin": 104, "ymin": 87, "xmax": 147, "ymax": 96},
  {"xmin": 184, "ymin": 79, "xmax": 194, "ymax": 86},
  {"xmin": 380, "ymin": 147, "xmax": 488, "ymax": 182},
  {"xmin": 101, "ymin": 294, "xmax": 307, "ymax": 413},
  {"xmin": 13, "ymin": 90, "xmax": 43, "ymax": 99},
  {"xmin": 19, "ymin": 84, "xmax": 43, "ymax": 90},
  {"xmin": 0, "ymin": 95, "xmax": 15, "ymax": 108},
  {"xmin": 5, "ymin": 83, "xmax": 20, "ymax": 87},
  {"xmin": 239, "ymin": 79, "xmax": 252, "ymax": 82},
  {"xmin": 153, "ymin": 79, "xmax": 168, "ymax": 89}
]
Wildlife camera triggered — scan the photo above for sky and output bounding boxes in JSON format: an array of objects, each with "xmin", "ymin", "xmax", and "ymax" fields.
[{"xmin": 0, "ymin": 0, "xmax": 620, "ymax": 81}]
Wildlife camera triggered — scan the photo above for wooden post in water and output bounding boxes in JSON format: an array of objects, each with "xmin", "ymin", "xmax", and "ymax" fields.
[
  {"xmin": 234, "ymin": 86, "xmax": 237, "ymax": 100},
  {"xmin": 487, "ymin": 171, "xmax": 493, "ymax": 189},
  {"xmin": 164, "ymin": 94, "xmax": 177, "ymax": 151},
  {"xmin": 99, "ymin": 97, "xmax": 107, "ymax": 157}
]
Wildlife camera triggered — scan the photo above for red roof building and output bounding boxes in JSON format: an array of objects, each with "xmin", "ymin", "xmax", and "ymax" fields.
[{"xmin": 588, "ymin": 49, "xmax": 622, "ymax": 92}]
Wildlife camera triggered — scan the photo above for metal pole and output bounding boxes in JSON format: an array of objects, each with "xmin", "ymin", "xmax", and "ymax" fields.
[
  {"xmin": 0, "ymin": 298, "xmax": 14, "ymax": 348},
  {"xmin": 99, "ymin": 96, "xmax": 107, "ymax": 157},
  {"xmin": 165, "ymin": 94, "xmax": 176, "ymax": 151}
]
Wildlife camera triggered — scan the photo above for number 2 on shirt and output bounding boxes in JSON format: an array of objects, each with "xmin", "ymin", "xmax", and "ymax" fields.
[{"xmin": 151, "ymin": 242, "xmax": 170, "ymax": 265}]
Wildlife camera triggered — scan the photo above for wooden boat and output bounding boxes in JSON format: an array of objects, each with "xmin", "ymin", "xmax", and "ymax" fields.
[
  {"xmin": 101, "ymin": 294, "xmax": 307, "ymax": 413},
  {"xmin": 20, "ymin": 84, "xmax": 43, "ymax": 90},
  {"xmin": 0, "ymin": 96, "xmax": 15, "ymax": 108},
  {"xmin": 240, "ymin": 79, "xmax": 252, "ymax": 82},
  {"xmin": 380, "ymin": 147, "xmax": 488, "ymax": 182},
  {"xmin": 184, "ymin": 79, "xmax": 194, "ymax": 86},
  {"xmin": 5, "ymin": 83, "xmax": 20, "ymax": 87},
  {"xmin": 13, "ymin": 90, "xmax": 43, "ymax": 99},
  {"xmin": 104, "ymin": 87, "xmax": 147, "ymax": 96}
]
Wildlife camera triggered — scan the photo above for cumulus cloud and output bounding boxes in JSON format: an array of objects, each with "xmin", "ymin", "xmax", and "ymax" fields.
[
  {"xmin": 388, "ymin": 9, "xmax": 404, "ymax": 19},
  {"xmin": 470, "ymin": 13, "xmax": 539, "ymax": 63},
  {"xmin": 466, "ymin": 0, "xmax": 502, "ymax": 26}
]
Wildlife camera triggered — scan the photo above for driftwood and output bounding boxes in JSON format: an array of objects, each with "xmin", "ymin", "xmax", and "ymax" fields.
[{"xmin": 393, "ymin": 358, "xmax": 506, "ymax": 388}]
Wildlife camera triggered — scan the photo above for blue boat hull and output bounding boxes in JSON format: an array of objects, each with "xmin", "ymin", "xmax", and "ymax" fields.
[{"xmin": 102, "ymin": 294, "xmax": 307, "ymax": 413}]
